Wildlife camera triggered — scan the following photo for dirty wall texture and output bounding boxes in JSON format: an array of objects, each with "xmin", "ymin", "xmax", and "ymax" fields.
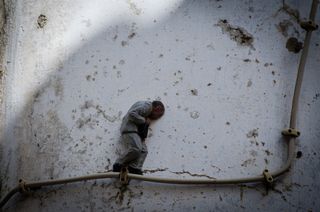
[
  {"xmin": 1, "ymin": 0, "xmax": 320, "ymax": 211},
  {"xmin": 0, "ymin": 0, "xmax": 10, "ymax": 154}
]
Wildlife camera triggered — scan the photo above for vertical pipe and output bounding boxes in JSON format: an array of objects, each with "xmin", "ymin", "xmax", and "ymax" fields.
[
  {"xmin": 273, "ymin": 0, "xmax": 318, "ymax": 178},
  {"xmin": 289, "ymin": 0, "xmax": 318, "ymax": 128}
]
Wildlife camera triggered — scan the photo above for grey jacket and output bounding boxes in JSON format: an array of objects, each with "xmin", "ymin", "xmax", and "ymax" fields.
[{"xmin": 120, "ymin": 101, "xmax": 153, "ymax": 133}]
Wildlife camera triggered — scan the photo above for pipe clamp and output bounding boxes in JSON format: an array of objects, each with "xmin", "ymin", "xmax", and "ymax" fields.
[
  {"xmin": 282, "ymin": 128, "xmax": 300, "ymax": 137},
  {"xmin": 300, "ymin": 20, "xmax": 318, "ymax": 31}
]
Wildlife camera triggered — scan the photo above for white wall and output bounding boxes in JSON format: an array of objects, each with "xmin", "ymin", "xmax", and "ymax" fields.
[{"xmin": 1, "ymin": 0, "xmax": 320, "ymax": 211}]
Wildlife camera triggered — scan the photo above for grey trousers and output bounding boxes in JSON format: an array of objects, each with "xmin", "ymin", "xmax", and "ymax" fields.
[{"xmin": 115, "ymin": 133, "xmax": 148, "ymax": 170}]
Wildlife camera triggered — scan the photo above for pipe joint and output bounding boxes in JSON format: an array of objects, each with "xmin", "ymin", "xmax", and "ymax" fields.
[
  {"xmin": 300, "ymin": 20, "xmax": 318, "ymax": 31},
  {"xmin": 119, "ymin": 167, "xmax": 129, "ymax": 185},
  {"xmin": 282, "ymin": 128, "xmax": 300, "ymax": 138},
  {"xmin": 18, "ymin": 179, "xmax": 30, "ymax": 194},
  {"xmin": 263, "ymin": 169, "xmax": 274, "ymax": 184}
]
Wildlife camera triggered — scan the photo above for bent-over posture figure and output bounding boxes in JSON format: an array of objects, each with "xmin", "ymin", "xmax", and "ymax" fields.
[{"xmin": 113, "ymin": 100, "xmax": 165, "ymax": 175}]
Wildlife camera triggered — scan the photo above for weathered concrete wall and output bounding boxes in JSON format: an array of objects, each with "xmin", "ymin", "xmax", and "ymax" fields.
[
  {"xmin": 1, "ymin": 0, "xmax": 320, "ymax": 211},
  {"xmin": 0, "ymin": 0, "xmax": 9, "ymax": 161}
]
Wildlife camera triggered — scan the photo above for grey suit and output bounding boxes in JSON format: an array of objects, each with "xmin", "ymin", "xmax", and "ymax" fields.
[{"xmin": 116, "ymin": 101, "xmax": 152, "ymax": 170}]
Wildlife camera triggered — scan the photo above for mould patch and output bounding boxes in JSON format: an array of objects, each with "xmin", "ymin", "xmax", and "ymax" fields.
[
  {"xmin": 0, "ymin": 0, "xmax": 6, "ymax": 72},
  {"xmin": 37, "ymin": 14, "xmax": 48, "ymax": 28},
  {"xmin": 127, "ymin": 0, "xmax": 142, "ymax": 15},
  {"xmin": 247, "ymin": 129, "xmax": 259, "ymax": 138},
  {"xmin": 280, "ymin": 1, "xmax": 300, "ymax": 22},
  {"xmin": 277, "ymin": 20, "xmax": 291, "ymax": 37},
  {"xmin": 286, "ymin": 37, "xmax": 303, "ymax": 53},
  {"xmin": 217, "ymin": 19, "xmax": 254, "ymax": 48},
  {"xmin": 190, "ymin": 111, "xmax": 200, "ymax": 119},
  {"xmin": 276, "ymin": 20, "xmax": 299, "ymax": 37}
]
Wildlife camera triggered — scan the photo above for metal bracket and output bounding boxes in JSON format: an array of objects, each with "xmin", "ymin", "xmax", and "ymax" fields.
[
  {"xmin": 282, "ymin": 128, "xmax": 300, "ymax": 138},
  {"xmin": 119, "ymin": 167, "xmax": 129, "ymax": 185},
  {"xmin": 300, "ymin": 20, "xmax": 318, "ymax": 31},
  {"xmin": 263, "ymin": 169, "xmax": 274, "ymax": 194}
]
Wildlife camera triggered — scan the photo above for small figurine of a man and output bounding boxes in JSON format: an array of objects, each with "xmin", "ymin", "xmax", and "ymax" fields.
[{"xmin": 113, "ymin": 100, "xmax": 165, "ymax": 175}]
